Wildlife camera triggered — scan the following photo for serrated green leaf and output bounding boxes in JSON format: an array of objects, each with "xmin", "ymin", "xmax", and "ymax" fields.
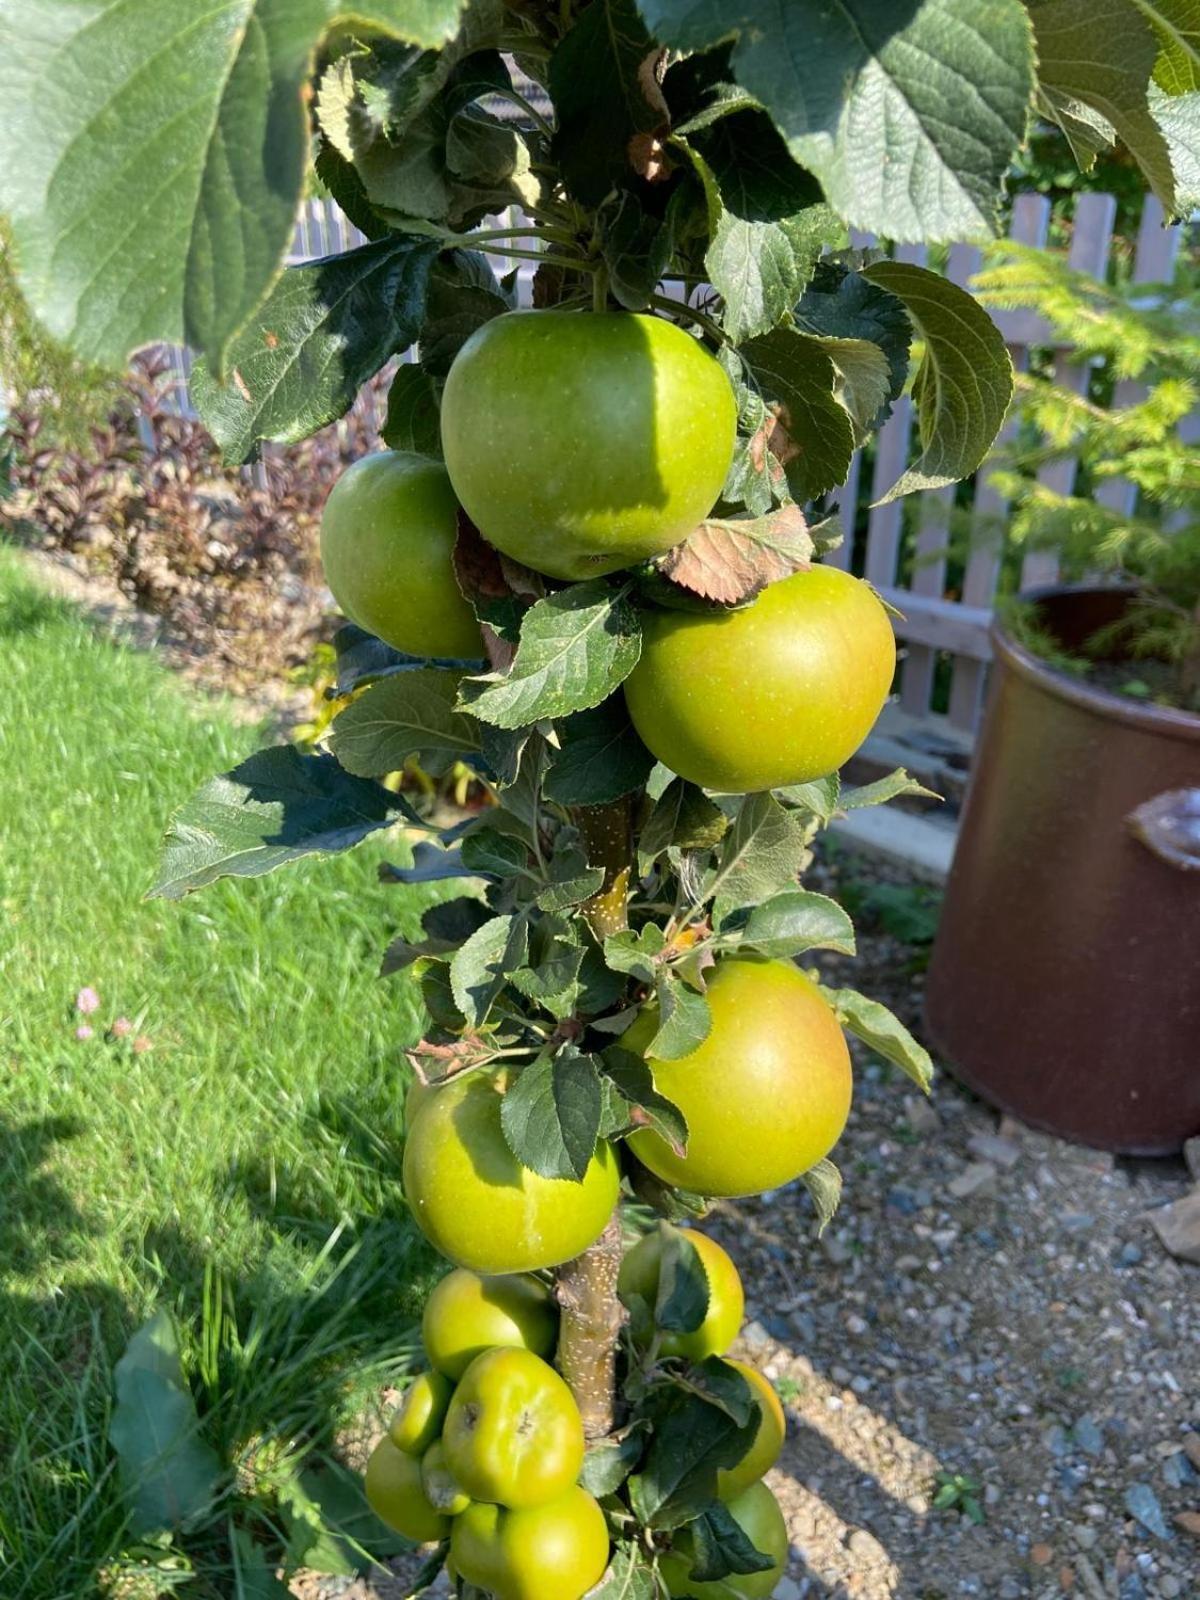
[
  {"xmin": 776, "ymin": 773, "xmax": 842, "ymax": 824},
  {"xmin": 1142, "ymin": 0, "xmax": 1200, "ymax": 93},
  {"xmin": 382, "ymin": 365, "xmax": 443, "ymax": 457},
  {"xmin": 150, "ymin": 748, "xmax": 419, "ymax": 901},
  {"xmin": 841, "ymin": 768, "xmax": 941, "ymax": 809},
  {"xmin": 329, "ymin": 669, "xmax": 480, "ymax": 779},
  {"xmin": 1150, "ymin": 81, "xmax": 1200, "ymax": 209},
  {"xmin": 450, "ymin": 914, "xmax": 528, "ymax": 1024},
  {"xmin": 794, "ymin": 263, "xmax": 913, "ymax": 434},
  {"xmin": 1035, "ymin": 85, "xmax": 1118, "ymax": 170},
  {"xmin": 653, "ymin": 1223, "xmax": 711, "ymax": 1335},
  {"xmin": 638, "ymin": 777, "xmax": 729, "ymax": 873},
  {"xmin": 191, "ymin": 234, "xmax": 438, "ymax": 463},
  {"xmin": 330, "ymin": 625, "xmax": 437, "ymax": 698},
  {"xmin": 640, "ymin": 0, "xmax": 1034, "ymax": 242},
  {"xmin": 459, "ymin": 826, "xmax": 530, "ymax": 877},
  {"xmin": 1032, "ymin": 0, "xmax": 1179, "ymax": 212},
  {"xmin": 0, "ymin": 0, "xmax": 459, "ymax": 372},
  {"xmin": 379, "ymin": 842, "xmax": 477, "ymax": 884},
  {"xmin": 861, "ymin": 260, "xmax": 1014, "ymax": 502},
  {"xmin": 705, "ymin": 792, "xmax": 811, "ymax": 930},
  {"xmin": 679, "ymin": 1359, "xmax": 756, "ymax": 1427},
  {"xmin": 511, "ymin": 917, "xmax": 587, "ymax": 1018},
  {"xmin": 587, "ymin": 1541, "xmax": 658, "ymax": 1600},
  {"xmin": 646, "ymin": 973, "xmax": 711, "ymax": 1061},
  {"xmin": 601, "ymin": 1046, "xmax": 689, "ymax": 1152},
  {"xmin": 109, "ymin": 1312, "xmax": 222, "ymax": 1534},
  {"xmin": 737, "ymin": 890, "xmax": 856, "ymax": 958},
  {"xmin": 603, "ymin": 925, "xmax": 667, "ymax": 983},
  {"xmin": 549, "ymin": 0, "xmax": 664, "ymax": 207},
  {"xmin": 738, "ymin": 327, "xmax": 855, "ymax": 502},
  {"xmin": 629, "ymin": 1386, "xmax": 757, "ymax": 1528},
  {"xmin": 419, "ymin": 249, "xmax": 512, "ymax": 377},
  {"xmin": 688, "ymin": 1499, "xmax": 777, "ymax": 1583},
  {"xmin": 460, "ymin": 583, "xmax": 642, "ymax": 729},
  {"xmin": 823, "ymin": 986, "xmax": 934, "ymax": 1091},
  {"xmin": 544, "ymin": 702, "xmax": 656, "ymax": 806},
  {"xmin": 535, "ymin": 844, "xmax": 607, "ymax": 912},
  {"xmin": 499, "ymin": 1049, "xmax": 604, "ymax": 1180},
  {"xmin": 802, "ymin": 1158, "xmax": 843, "ymax": 1235},
  {"xmin": 580, "ymin": 1425, "xmax": 650, "ymax": 1497},
  {"xmin": 597, "ymin": 186, "xmax": 680, "ymax": 312},
  {"xmin": 673, "ymin": 110, "xmax": 842, "ymax": 341}
]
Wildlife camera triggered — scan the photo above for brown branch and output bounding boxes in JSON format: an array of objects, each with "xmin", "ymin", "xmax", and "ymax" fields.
[
  {"xmin": 553, "ymin": 796, "xmax": 636, "ymax": 1435},
  {"xmin": 572, "ymin": 796, "xmax": 634, "ymax": 940},
  {"xmin": 555, "ymin": 1213, "xmax": 626, "ymax": 1439}
]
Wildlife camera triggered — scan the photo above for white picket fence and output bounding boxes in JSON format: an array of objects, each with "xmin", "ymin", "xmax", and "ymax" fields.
[{"xmin": 165, "ymin": 190, "xmax": 1184, "ymax": 737}]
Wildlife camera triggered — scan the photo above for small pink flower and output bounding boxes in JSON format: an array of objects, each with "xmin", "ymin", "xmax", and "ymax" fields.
[
  {"xmin": 110, "ymin": 1017, "xmax": 133, "ymax": 1038},
  {"xmin": 76, "ymin": 987, "xmax": 100, "ymax": 1014},
  {"xmin": 132, "ymin": 1035, "xmax": 152, "ymax": 1054},
  {"xmin": 75, "ymin": 1025, "xmax": 94, "ymax": 1041}
]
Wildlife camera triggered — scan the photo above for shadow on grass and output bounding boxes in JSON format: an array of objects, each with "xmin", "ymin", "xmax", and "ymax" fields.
[{"xmin": 0, "ymin": 1111, "xmax": 441, "ymax": 1600}]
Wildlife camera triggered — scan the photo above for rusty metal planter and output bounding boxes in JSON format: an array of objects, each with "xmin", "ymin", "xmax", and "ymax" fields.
[{"xmin": 924, "ymin": 586, "xmax": 1200, "ymax": 1155}]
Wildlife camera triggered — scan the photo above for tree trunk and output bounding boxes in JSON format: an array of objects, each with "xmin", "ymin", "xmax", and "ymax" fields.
[
  {"xmin": 553, "ymin": 796, "xmax": 634, "ymax": 1434},
  {"xmin": 555, "ymin": 1212, "xmax": 626, "ymax": 1438}
]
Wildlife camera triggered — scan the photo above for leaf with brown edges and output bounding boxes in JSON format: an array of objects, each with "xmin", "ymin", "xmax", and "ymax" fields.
[{"xmin": 657, "ymin": 504, "xmax": 812, "ymax": 604}]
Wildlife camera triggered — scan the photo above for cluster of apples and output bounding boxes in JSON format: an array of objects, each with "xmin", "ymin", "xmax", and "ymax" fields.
[
  {"xmin": 320, "ymin": 311, "xmax": 896, "ymax": 799},
  {"xmin": 619, "ymin": 1228, "xmax": 790, "ymax": 1599},
  {"xmin": 367, "ymin": 1231, "xmax": 791, "ymax": 1600},
  {"xmin": 365, "ymin": 1267, "xmax": 609, "ymax": 1600},
  {"xmin": 401, "ymin": 960, "xmax": 854, "ymax": 1281}
]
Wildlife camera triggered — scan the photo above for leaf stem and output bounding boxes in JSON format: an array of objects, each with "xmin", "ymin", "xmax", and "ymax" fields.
[{"xmin": 647, "ymin": 292, "xmax": 728, "ymax": 346}]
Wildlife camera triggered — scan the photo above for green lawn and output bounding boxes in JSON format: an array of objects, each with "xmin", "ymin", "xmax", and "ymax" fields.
[{"xmin": 0, "ymin": 545, "xmax": 443, "ymax": 1597}]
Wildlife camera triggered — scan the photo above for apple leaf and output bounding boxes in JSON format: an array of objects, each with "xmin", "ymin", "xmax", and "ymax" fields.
[
  {"xmin": 190, "ymin": 233, "xmax": 438, "ymax": 463},
  {"xmin": 737, "ymin": 328, "xmax": 855, "ymax": 502},
  {"xmin": 0, "ymin": 0, "xmax": 461, "ymax": 371},
  {"xmin": 382, "ymin": 365, "xmax": 443, "ymax": 457},
  {"xmin": 459, "ymin": 583, "xmax": 643, "ymax": 730},
  {"xmin": 637, "ymin": 0, "xmax": 1035, "ymax": 242},
  {"xmin": 638, "ymin": 778, "xmax": 728, "ymax": 872},
  {"xmin": 802, "ymin": 1157, "xmax": 843, "ymax": 1235},
  {"xmin": 329, "ymin": 668, "xmax": 480, "ymax": 779},
  {"xmin": 600, "ymin": 1048, "xmax": 689, "ymax": 1153},
  {"xmin": 861, "ymin": 260, "xmax": 1014, "ymax": 502},
  {"xmin": 149, "ymin": 748, "xmax": 420, "ymax": 900},
  {"xmin": 736, "ymin": 890, "xmax": 857, "ymax": 959},
  {"xmin": 549, "ymin": 0, "xmax": 666, "ymax": 207},
  {"xmin": 645, "ymin": 972, "xmax": 711, "ymax": 1061},
  {"xmin": 656, "ymin": 505, "xmax": 812, "ymax": 605},
  {"xmin": 499, "ymin": 1048, "xmax": 604, "ymax": 1181},
  {"xmin": 794, "ymin": 263, "xmax": 913, "ymax": 433},
  {"xmin": 449, "ymin": 913, "xmax": 528, "ymax": 1025},
  {"xmin": 1144, "ymin": 0, "xmax": 1200, "ymax": 93},
  {"xmin": 822, "ymin": 986, "xmax": 934, "ymax": 1091},
  {"xmin": 543, "ymin": 701, "xmax": 657, "ymax": 806},
  {"xmin": 587, "ymin": 1543, "xmax": 658, "ymax": 1600},
  {"xmin": 706, "ymin": 792, "xmax": 812, "ymax": 930},
  {"xmin": 688, "ymin": 1501, "xmax": 777, "ymax": 1583},
  {"xmin": 1031, "ymin": 0, "xmax": 1179, "ymax": 212}
]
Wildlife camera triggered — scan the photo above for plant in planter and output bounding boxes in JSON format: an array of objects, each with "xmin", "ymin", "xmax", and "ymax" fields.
[
  {"xmin": 927, "ymin": 241, "xmax": 1200, "ymax": 1157},
  {"xmin": 0, "ymin": 0, "xmax": 1187, "ymax": 1590},
  {"xmin": 982, "ymin": 243, "xmax": 1200, "ymax": 709}
]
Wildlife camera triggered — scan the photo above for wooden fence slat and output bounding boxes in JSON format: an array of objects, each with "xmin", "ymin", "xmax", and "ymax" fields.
[
  {"xmin": 1020, "ymin": 192, "xmax": 1118, "ymax": 589},
  {"xmin": 947, "ymin": 193, "xmax": 1052, "ymax": 730}
]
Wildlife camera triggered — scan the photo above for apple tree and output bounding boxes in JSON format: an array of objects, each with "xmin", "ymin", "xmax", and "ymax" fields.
[{"xmin": 0, "ymin": 0, "xmax": 1185, "ymax": 1593}]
